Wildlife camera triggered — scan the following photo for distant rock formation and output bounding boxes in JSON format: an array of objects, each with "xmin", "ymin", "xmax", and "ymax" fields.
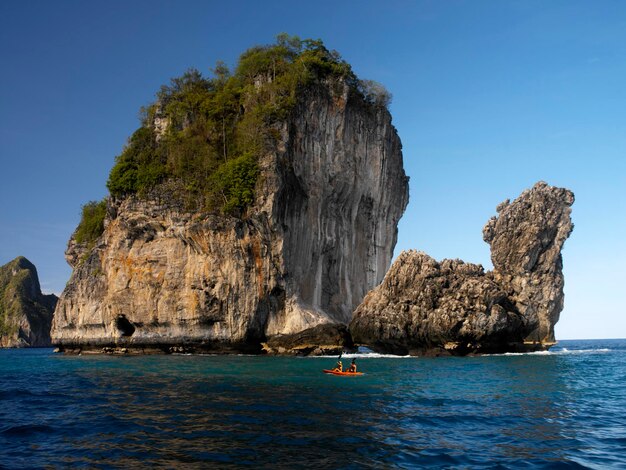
[
  {"xmin": 51, "ymin": 80, "xmax": 408, "ymax": 353},
  {"xmin": 0, "ymin": 257, "xmax": 58, "ymax": 347},
  {"xmin": 350, "ymin": 182, "xmax": 574, "ymax": 355}
]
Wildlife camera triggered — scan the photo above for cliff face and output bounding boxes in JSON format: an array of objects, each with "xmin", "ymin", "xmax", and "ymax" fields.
[
  {"xmin": 0, "ymin": 257, "xmax": 58, "ymax": 347},
  {"xmin": 350, "ymin": 182, "xmax": 573, "ymax": 355},
  {"xmin": 268, "ymin": 83, "xmax": 408, "ymax": 331},
  {"xmin": 51, "ymin": 81, "xmax": 408, "ymax": 352}
]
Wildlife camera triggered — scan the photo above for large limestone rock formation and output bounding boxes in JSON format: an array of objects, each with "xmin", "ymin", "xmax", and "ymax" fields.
[
  {"xmin": 350, "ymin": 182, "xmax": 574, "ymax": 355},
  {"xmin": 0, "ymin": 257, "xmax": 58, "ymax": 347},
  {"xmin": 51, "ymin": 81, "xmax": 408, "ymax": 353}
]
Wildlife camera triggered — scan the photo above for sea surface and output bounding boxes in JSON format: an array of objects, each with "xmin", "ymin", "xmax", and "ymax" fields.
[{"xmin": 1, "ymin": 339, "xmax": 626, "ymax": 469}]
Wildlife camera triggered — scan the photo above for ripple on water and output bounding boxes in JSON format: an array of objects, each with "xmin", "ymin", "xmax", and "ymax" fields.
[{"xmin": 1, "ymin": 342, "xmax": 625, "ymax": 468}]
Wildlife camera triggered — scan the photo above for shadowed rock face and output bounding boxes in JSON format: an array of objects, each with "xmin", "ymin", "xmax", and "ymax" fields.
[
  {"xmin": 349, "ymin": 252, "xmax": 525, "ymax": 356},
  {"xmin": 51, "ymin": 81, "xmax": 408, "ymax": 353},
  {"xmin": 350, "ymin": 182, "xmax": 574, "ymax": 356},
  {"xmin": 261, "ymin": 323, "xmax": 353, "ymax": 356},
  {"xmin": 0, "ymin": 257, "xmax": 58, "ymax": 348}
]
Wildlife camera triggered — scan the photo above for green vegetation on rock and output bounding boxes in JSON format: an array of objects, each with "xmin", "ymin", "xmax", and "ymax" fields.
[
  {"xmin": 104, "ymin": 34, "xmax": 391, "ymax": 216},
  {"xmin": 75, "ymin": 200, "xmax": 107, "ymax": 245},
  {"xmin": 0, "ymin": 257, "xmax": 57, "ymax": 346},
  {"xmin": 74, "ymin": 35, "xmax": 391, "ymax": 243},
  {"xmin": 0, "ymin": 266, "xmax": 26, "ymax": 337},
  {"xmin": 210, "ymin": 152, "xmax": 260, "ymax": 214}
]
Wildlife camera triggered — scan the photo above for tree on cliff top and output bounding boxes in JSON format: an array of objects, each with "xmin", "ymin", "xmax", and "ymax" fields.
[{"xmin": 86, "ymin": 35, "xmax": 390, "ymax": 238}]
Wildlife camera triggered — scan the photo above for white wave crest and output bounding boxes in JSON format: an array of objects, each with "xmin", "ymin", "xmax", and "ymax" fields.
[
  {"xmin": 316, "ymin": 347, "xmax": 412, "ymax": 359},
  {"xmin": 315, "ymin": 353, "xmax": 412, "ymax": 359},
  {"xmin": 557, "ymin": 348, "xmax": 612, "ymax": 354},
  {"xmin": 487, "ymin": 348, "xmax": 613, "ymax": 357},
  {"xmin": 498, "ymin": 350, "xmax": 554, "ymax": 356},
  {"xmin": 343, "ymin": 352, "xmax": 411, "ymax": 359}
]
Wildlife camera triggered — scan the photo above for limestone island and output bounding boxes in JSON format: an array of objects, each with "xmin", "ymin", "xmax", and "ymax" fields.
[
  {"xmin": 50, "ymin": 36, "xmax": 573, "ymax": 356},
  {"xmin": 51, "ymin": 35, "xmax": 408, "ymax": 355},
  {"xmin": 0, "ymin": 257, "xmax": 57, "ymax": 348}
]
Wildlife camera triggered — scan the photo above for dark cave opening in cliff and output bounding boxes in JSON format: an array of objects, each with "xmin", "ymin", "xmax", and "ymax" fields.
[{"xmin": 116, "ymin": 314, "xmax": 135, "ymax": 337}]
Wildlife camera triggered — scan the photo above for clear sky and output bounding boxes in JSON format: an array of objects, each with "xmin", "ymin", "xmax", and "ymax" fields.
[{"xmin": 1, "ymin": 0, "xmax": 624, "ymax": 339}]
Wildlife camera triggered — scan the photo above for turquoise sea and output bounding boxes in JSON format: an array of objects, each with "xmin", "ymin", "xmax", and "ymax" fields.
[{"xmin": 1, "ymin": 339, "xmax": 625, "ymax": 469}]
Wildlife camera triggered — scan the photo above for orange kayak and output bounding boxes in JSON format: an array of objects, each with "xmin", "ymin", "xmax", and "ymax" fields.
[{"xmin": 323, "ymin": 369, "xmax": 364, "ymax": 376}]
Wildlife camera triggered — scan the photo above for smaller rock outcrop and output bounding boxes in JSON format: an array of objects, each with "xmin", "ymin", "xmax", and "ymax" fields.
[
  {"xmin": 483, "ymin": 181, "xmax": 575, "ymax": 344},
  {"xmin": 349, "ymin": 252, "xmax": 523, "ymax": 355},
  {"xmin": 0, "ymin": 257, "xmax": 58, "ymax": 347},
  {"xmin": 350, "ymin": 182, "xmax": 574, "ymax": 355},
  {"xmin": 261, "ymin": 323, "xmax": 353, "ymax": 356}
]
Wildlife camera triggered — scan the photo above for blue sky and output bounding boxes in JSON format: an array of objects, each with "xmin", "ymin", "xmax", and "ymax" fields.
[{"xmin": 1, "ymin": 0, "xmax": 624, "ymax": 339}]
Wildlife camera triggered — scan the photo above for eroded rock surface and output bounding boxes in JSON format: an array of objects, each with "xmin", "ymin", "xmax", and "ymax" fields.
[
  {"xmin": 483, "ymin": 181, "xmax": 575, "ymax": 344},
  {"xmin": 262, "ymin": 323, "xmax": 353, "ymax": 356},
  {"xmin": 51, "ymin": 81, "xmax": 408, "ymax": 353},
  {"xmin": 350, "ymin": 182, "xmax": 574, "ymax": 355},
  {"xmin": 0, "ymin": 257, "xmax": 58, "ymax": 347}
]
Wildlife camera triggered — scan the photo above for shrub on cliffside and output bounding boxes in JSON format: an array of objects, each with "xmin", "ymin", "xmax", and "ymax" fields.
[
  {"xmin": 75, "ymin": 200, "xmax": 107, "ymax": 245},
  {"xmin": 209, "ymin": 153, "xmax": 260, "ymax": 214}
]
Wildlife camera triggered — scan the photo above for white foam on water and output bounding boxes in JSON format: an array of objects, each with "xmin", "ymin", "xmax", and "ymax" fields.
[
  {"xmin": 315, "ymin": 347, "xmax": 412, "ymax": 359},
  {"xmin": 487, "ymin": 348, "xmax": 613, "ymax": 357},
  {"xmin": 315, "ymin": 353, "xmax": 412, "ymax": 359},
  {"xmin": 488, "ymin": 350, "xmax": 555, "ymax": 357},
  {"xmin": 343, "ymin": 352, "xmax": 412, "ymax": 359},
  {"xmin": 556, "ymin": 348, "xmax": 612, "ymax": 355},
  {"xmin": 319, "ymin": 346, "xmax": 615, "ymax": 359}
]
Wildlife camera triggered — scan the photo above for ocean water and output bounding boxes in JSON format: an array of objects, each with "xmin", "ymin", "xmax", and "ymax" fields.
[{"xmin": 1, "ymin": 340, "xmax": 625, "ymax": 469}]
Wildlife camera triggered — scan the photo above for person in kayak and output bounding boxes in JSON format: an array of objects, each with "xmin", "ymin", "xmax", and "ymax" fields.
[
  {"xmin": 333, "ymin": 360, "xmax": 343, "ymax": 372},
  {"xmin": 347, "ymin": 358, "xmax": 357, "ymax": 373}
]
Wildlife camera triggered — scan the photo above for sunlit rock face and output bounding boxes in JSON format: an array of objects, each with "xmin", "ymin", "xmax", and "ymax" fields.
[
  {"xmin": 483, "ymin": 181, "xmax": 575, "ymax": 345},
  {"xmin": 51, "ymin": 81, "xmax": 409, "ymax": 353},
  {"xmin": 350, "ymin": 182, "xmax": 574, "ymax": 356}
]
